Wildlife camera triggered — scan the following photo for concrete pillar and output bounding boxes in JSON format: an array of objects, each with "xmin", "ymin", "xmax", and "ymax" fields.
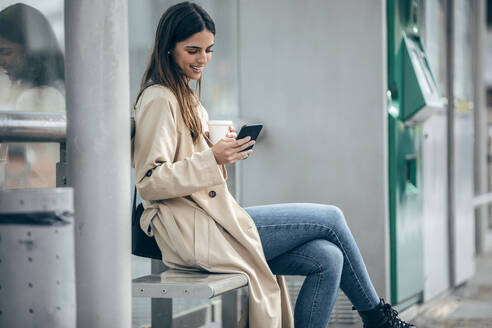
[{"xmin": 64, "ymin": 1, "xmax": 131, "ymax": 327}]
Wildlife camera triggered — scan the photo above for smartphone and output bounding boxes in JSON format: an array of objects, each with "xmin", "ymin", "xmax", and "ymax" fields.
[{"xmin": 236, "ymin": 124, "xmax": 263, "ymax": 151}]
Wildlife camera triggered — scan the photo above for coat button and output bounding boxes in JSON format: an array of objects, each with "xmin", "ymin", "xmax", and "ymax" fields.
[
  {"xmin": 145, "ymin": 170, "xmax": 152, "ymax": 177},
  {"xmin": 208, "ymin": 190, "xmax": 216, "ymax": 198}
]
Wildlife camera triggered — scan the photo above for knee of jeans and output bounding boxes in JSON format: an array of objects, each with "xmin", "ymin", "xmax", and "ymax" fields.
[
  {"xmin": 322, "ymin": 205, "xmax": 347, "ymax": 227},
  {"xmin": 313, "ymin": 240, "xmax": 344, "ymax": 276}
]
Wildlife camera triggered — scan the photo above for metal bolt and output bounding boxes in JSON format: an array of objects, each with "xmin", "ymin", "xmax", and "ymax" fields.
[
  {"xmin": 28, "ymin": 283, "xmax": 33, "ymax": 288},
  {"xmin": 56, "ymin": 306, "xmax": 61, "ymax": 311},
  {"xmin": 28, "ymin": 257, "xmax": 32, "ymax": 262},
  {"xmin": 27, "ymin": 231, "xmax": 31, "ymax": 237},
  {"xmin": 56, "ymin": 280, "xmax": 60, "ymax": 285},
  {"xmin": 140, "ymin": 289, "xmax": 144, "ymax": 292},
  {"xmin": 162, "ymin": 289, "xmax": 167, "ymax": 294},
  {"xmin": 184, "ymin": 289, "xmax": 189, "ymax": 294},
  {"xmin": 29, "ymin": 308, "xmax": 33, "ymax": 314},
  {"xmin": 56, "ymin": 255, "xmax": 60, "ymax": 260}
]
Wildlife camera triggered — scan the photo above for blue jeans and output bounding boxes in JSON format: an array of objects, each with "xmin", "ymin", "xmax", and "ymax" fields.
[{"xmin": 245, "ymin": 203, "xmax": 380, "ymax": 328}]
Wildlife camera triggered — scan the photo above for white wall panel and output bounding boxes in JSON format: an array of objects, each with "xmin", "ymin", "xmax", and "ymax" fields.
[{"xmin": 237, "ymin": 0, "xmax": 389, "ymax": 298}]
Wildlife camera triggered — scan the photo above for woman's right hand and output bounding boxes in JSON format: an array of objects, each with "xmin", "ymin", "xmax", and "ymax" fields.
[{"xmin": 211, "ymin": 136, "xmax": 255, "ymax": 165}]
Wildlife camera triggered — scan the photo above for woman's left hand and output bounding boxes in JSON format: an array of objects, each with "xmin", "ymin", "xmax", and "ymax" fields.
[
  {"xmin": 225, "ymin": 125, "xmax": 237, "ymax": 139},
  {"xmin": 204, "ymin": 126, "xmax": 236, "ymax": 139}
]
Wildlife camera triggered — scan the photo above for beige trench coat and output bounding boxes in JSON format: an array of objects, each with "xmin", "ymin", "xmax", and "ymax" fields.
[{"xmin": 132, "ymin": 85, "xmax": 294, "ymax": 328}]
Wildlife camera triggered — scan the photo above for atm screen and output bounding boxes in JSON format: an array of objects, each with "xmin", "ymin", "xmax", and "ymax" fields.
[{"xmin": 406, "ymin": 38, "xmax": 441, "ymax": 106}]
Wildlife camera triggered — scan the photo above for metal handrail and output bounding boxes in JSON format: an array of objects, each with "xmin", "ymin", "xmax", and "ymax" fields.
[
  {"xmin": 0, "ymin": 111, "xmax": 66, "ymax": 142},
  {"xmin": 0, "ymin": 111, "xmax": 136, "ymax": 142}
]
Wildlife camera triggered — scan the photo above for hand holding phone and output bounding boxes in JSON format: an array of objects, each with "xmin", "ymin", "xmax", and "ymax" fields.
[
  {"xmin": 236, "ymin": 124, "xmax": 263, "ymax": 151},
  {"xmin": 211, "ymin": 123, "xmax": 262, "ymax": 165}
]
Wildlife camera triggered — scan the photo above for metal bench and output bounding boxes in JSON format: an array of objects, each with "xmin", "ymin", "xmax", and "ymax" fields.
[{"xmin": 132, "ymin": 262, "xmax": 248, "ymax": 328}]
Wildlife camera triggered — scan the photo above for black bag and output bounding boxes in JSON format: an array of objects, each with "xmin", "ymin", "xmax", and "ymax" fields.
[{"xmin": 132, "ymin": 187, "xmax": 162, "ymax": 259}]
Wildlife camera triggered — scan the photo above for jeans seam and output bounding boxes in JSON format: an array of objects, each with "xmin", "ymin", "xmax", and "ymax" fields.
[
  {"xmin": 258, "ymin": 222, "xmax": 373, "ymax": 305},
  {"xmin": 255, "ymin": 222, "xmax": 321, "ymax": 230},
  {"xmin": 323, "ymin": 225, "xmax": 373, "ymax": 306},
  {"xmin": 287, "ymin": 251, "xmax": 323, "ymax": 328}
]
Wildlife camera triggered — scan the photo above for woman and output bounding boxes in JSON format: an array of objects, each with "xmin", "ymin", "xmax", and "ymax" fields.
[
  {"xmin": 0, "ymin": 3, "xmax": 65, "ymax": 188},
  {"xmin": 132, "ymin": 2, "xmax": 414, "ymax": 327}
]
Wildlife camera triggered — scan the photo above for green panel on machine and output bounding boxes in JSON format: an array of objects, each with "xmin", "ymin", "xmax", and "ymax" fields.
[
  {"xmin": 387, "ymin": 0, "xmax": 443, "ymax": 307},
  {"xmin": 401, "ymin": 34, "xmax": 443, "ymax": 123},
  {"xmin": 401, "ymin": 36, "xmax": 426, "ymax": 121}
]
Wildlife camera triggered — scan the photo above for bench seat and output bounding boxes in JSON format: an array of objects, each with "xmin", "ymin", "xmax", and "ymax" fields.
[{"xmin": 132, "ymin": 269, "xmax": 248, "ymax": 299}]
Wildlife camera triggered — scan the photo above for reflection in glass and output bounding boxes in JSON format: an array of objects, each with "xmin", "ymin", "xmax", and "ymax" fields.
[{"xmin": 0, "ymin": 2, "xmax": 65, "ymax": 189}]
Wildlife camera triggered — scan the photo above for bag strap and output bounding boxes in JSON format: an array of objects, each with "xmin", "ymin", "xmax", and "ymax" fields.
[{"xmin": 135, "ymin": 81, "xmax": 160, "ymax": 109}]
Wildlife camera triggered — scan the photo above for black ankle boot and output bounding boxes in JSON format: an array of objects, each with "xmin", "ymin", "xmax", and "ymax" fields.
[{"xmin": 357, "ymin": 299, "xmax": 414, "ymax": 328}]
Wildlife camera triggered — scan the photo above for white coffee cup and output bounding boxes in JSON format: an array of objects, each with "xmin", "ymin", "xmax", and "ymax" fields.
[{"xmin": 208, "ymin": 120, "xmax": 233, "ymax": 144}]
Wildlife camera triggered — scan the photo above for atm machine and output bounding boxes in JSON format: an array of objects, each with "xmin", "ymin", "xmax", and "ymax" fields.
[{"xmin": 387, "ymin": 0, "xmax": 444, "ymax": 305}]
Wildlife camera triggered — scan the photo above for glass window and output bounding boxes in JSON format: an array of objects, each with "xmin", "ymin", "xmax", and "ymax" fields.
[{"xmin": 0, "ymin": 1, "xmax": 65, "ymax": 189}]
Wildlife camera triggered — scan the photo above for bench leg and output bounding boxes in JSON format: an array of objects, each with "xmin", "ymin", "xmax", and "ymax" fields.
[
  {"xmin": 152, "ymin": 298, "xmax": 173, "ymax": 328},
  {"xmin": 222, "ymin": 289, "xmax": 240, "ymax": 328},
  {"xmin": 151, "ymin": 259, "xmax": 172, "ymax": 328}
]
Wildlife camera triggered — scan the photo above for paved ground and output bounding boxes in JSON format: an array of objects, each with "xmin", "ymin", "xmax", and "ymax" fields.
[{"xmin": 409, "ymin": 250, "xmax": 492, "ymax": 328}]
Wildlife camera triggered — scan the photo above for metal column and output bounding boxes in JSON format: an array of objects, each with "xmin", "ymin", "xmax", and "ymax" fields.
[
  {"xmin": 473, "ymin": 0, "xmax": 489, "ymax": 254},
  {"xmin": 64, "ymin": 1, "xmax": 131, "ymax": 327},
  {"xmin": 446, "ymin": 0, "xmax": 457, "ymax": 287}
]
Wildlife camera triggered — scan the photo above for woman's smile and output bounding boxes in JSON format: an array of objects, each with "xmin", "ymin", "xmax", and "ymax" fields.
[{"xmin": 191, "ymin": 65, "xmax": 204, "ymax": 73}]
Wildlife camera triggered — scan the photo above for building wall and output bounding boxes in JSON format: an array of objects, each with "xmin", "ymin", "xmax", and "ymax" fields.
[{"xmin": 237, "ymin": 0, "xmax": 389, "ymax": 299}]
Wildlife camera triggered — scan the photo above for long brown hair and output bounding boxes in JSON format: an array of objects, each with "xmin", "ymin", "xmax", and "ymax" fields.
[{"xmin": 136, "ymin": 2, "xmax": 215, "ymax": 143}]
